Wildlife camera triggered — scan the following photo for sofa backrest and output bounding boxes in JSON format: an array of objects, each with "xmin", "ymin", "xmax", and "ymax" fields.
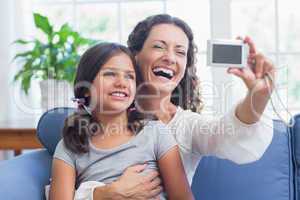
[
  {"xmin": 37, "ymin": 108, "xmax": 299, "ymax": 200},
  {"xmin": 191, "ymin": 120, "xmax": 295, "ymax": 200},
  {"xmin": 37, "ymin": 107, "xmax": 75, "ymax": 155},
  {"xmin": 291, "ymin": 114, "xmax": 300, "ymax": 200}
]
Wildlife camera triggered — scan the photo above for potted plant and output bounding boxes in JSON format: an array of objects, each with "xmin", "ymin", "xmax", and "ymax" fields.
[{"xmin": 13, "ymin": 13, "xmax": 96, "ymax": 110}]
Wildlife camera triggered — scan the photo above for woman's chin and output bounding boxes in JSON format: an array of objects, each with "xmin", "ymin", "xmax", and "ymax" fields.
[{"xmin": 146, "ymin": 82, "xmax": 176, "ymax": 95}]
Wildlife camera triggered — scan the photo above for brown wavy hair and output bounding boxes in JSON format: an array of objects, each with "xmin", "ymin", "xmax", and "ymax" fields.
[
  {"xmin": 127, "ymin": 14, "xmax": 203, "ymax": 112},
  {"xmin": 63, "ymin": 42, "xmax": 147, "ymax": 154}
]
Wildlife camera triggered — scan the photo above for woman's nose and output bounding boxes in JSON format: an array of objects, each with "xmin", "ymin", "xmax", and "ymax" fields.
[{"xmin": 162, "ymin": 49, "xmax": 176, "ymax": 65}]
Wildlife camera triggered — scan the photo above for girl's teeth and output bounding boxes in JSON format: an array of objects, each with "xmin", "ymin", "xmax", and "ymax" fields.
[{"xmin": 112, "ymin": 92, "xmax": 126, "ymax": 97}]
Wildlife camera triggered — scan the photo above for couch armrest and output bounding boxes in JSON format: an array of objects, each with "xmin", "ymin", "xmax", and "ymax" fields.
[{"xmin": 0, "ymin": 149, "xmax": 52, "ymax": 200}]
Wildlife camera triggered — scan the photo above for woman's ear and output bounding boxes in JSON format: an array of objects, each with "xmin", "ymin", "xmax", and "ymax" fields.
[
  {"xmin": 134, "ymin": 52, "xmax": 141, "ymax": 64},
  {"xmin": 84, "ymin": 91, "xmax": 90, "ymax": 98}
]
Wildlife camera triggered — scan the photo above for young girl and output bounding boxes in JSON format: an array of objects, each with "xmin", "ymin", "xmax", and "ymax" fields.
[{"xmin": 49, "ymin": 42, "xmax": 194, "ymax": 200}]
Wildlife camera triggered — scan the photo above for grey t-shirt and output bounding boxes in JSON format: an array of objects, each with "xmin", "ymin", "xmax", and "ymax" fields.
[{"xmin": 53, "ymin": 120, "xmax": 177, "ymax": 190}]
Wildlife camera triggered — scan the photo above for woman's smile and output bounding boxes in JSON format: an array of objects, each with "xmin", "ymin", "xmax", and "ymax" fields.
[{"xmin": 135, "ymin": 24, "xmax": 189, "ymax": 94}]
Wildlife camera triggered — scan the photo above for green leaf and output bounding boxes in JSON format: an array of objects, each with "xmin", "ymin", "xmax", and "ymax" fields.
[
  {"xmin": 13, "ymin": 12, "xmax": 104, "ymax": 93},
  {"xmin": 33, "ymin": 13, "xmax": 53, "ymax": 35},
  {"xmin": 58, "ymin": 23, "xmax": 73, "ymax": 43},
  {"xmin": 12, "ymin": 39, "xmax": 31, "ymax": 45},
  {"xmin": 13, "ymin": 69, "xmax": 24, "ymax": 82},
  {"xmin": 13, "ymin": 51, "xmax": 33, "ymax": 61},
  {"xmin": 21, "ymin": 70, "xmax": 33, "ymax": 94}
]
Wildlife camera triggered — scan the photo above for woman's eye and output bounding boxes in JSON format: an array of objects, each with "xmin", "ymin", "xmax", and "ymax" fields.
[{"xmin": 177, "ymin": 51, "xmax": 186, "ymax": 56}]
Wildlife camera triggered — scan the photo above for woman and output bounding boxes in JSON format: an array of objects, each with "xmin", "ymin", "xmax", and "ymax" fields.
[{"xmin": 76, "ymin": 14, "xmax": 274, "ymax": 200}]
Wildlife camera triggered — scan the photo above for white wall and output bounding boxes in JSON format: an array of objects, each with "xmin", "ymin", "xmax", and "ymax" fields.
[{"xmin": 0, "ymin": 0, "xmax": 14, "ymax": 121}]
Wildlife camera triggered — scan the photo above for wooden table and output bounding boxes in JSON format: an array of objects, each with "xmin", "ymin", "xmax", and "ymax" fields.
[{"xmin": 0, "ymin": 118, "xmax": 43, "ymax": 156}]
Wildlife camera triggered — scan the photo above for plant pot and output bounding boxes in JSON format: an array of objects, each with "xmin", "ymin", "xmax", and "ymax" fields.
[{"xmin": 40, "ymin": 79, "xmax": 74, "ymax": 111}]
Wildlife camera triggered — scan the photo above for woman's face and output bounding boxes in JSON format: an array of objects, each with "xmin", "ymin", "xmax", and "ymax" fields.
[
  {"xmin": 135, "ymin": 23, "xmax": 189, "ymax": 94},
  {"xmin": 92, "ymin": 52, "xmax": 136, "ymax": 114}
]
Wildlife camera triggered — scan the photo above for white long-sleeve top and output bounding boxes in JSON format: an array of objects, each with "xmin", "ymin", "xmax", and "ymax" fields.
[
  {"xmin": 169, "ymin": 106, "xmax": 273, "ymax": 185},
  {"xmin": 69, "ymin": 105, "xmax": 274, "ymax": 199}
]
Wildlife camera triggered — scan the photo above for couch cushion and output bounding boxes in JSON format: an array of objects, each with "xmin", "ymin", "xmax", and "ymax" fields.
[
  {"xmin": 291, "ymin": 114, "xmax": 300, "ymax": 200},
  {"xmin": 37, "ymin": 107, "xmax": 75, "ymax": 155},
  {"xmin": 192, "ymin": 120, "xmax": 294, "ymax": 200},
  {"xmin": 0, "ymin": 150, "xmax": 52, "ymax": 200}
]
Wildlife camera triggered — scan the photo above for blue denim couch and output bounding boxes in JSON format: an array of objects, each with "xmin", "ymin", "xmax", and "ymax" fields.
[{"xmin": 0, "ymin": 107, "xmax": 299, "ymax": 200}]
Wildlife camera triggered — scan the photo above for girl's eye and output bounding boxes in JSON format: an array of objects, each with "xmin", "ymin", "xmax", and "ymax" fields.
[
  {"xmin": 103, "ymin": 71, "xmax": 116, "ymax": 76},
  {"xmin": 125, "ymin": 74, "xmax": 135, "ymax": 80}
]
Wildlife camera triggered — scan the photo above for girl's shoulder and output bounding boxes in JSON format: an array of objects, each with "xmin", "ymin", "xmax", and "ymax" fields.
[
  {"xmin": 53, "ymin": 139, "xmax": 77, "ymax": 168},
  {"xmin": 55, "ymin": 139, "xmax": 75, "ymax": 156},
  {"xmin": 141, "ymin": 120, "xmax": 171, "ymax": 136}
]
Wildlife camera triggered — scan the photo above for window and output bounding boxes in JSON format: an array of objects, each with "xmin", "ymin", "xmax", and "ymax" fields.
[
  {"xmin": 15, "ymin": 0, "xmax": 212, "ymax": 116},
  {"xmin": 12, "ymin": 0, "xmax": 299, "ymax": 119},
  {"xmin": 231, "ymin": 0, "xmax": 300, "ymax": 118}
]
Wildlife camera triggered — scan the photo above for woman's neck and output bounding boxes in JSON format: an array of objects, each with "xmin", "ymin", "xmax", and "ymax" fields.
[{"xmin": 137, "ymin": 89, "xmax": 177, "ymax": 123}]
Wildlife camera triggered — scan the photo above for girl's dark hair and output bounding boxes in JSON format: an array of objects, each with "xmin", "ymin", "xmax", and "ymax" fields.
[
  {"xmin": 127, "ymin": 14, "xmax": 203, "ymax": 112},
  {"xmin": 63, "ymin": 42, "xmax": 146, "ymax": 154}
]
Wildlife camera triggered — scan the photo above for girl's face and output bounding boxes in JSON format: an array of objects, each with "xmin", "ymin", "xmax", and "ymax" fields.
[
  {"xmin": 135, "ymin": 23, "xmax": 189, "ymax": 94},
  {"xmin": 92, "ymin": 52, "xmax": 136, "ymax": 114}
]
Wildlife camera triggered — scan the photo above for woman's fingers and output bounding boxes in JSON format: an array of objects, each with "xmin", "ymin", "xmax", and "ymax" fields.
[
  {"xmin": 144, "ymin": 170, "xmax": 160, "ymax": 182},
  {"xmin": 236, "ymin": 36, "xmax": 243, "ymax": 40},
  {"xmin": 126, "ymin": 164, "xmax": 147, "ymax": 173},
  {"xmin": 227, "ymin": 67, "xmax": 244, "ymax": 78},
  {"xmin": 148, "ymin": 177, "xmax": 162, "ymax": 189},
  {"xmin": 144, "ymin": 175, "xmax": 162, "ymax": 199},
  {"xmin": 148, "ymin": 186, "xmax": 163, "ymax": 199},
  {"xmin": 244, "ymin": 36, "xmax": 257, "ymax": 54},
  {"xmin": 227, "ymin": 67, "xmax": 254, "ymax": 80},
  {"xmin": 228, "ymin": 66, "xmax": 257, "ymax": 89},
  {"xmin": 263, "ymin": 59, "xmax": 276, "ymax": 89},
  {"xmin": 254, "ymin": 53, "xmax": 265, "ymax": 78}
]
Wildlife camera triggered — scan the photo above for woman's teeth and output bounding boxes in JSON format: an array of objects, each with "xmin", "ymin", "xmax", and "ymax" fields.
[{"xmin": 152, "ymin": 67, "xmax": 174, "ymax": 79}]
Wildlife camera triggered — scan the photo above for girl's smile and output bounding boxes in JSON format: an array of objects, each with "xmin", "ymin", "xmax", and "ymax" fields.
[{"xmin": 92, "ymin": 53, "xmax": 136, "ymax": 114}]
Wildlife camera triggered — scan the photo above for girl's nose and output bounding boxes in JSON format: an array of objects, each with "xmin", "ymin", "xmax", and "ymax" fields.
[{"xmin": 114, "ymin": 75, "xmax": 127, "ymax": 88}]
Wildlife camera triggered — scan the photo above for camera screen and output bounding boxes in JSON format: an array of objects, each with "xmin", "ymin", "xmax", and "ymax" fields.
[{"xmin": 212, "ymin": 44, "xmax": 242, "ymax": 64}]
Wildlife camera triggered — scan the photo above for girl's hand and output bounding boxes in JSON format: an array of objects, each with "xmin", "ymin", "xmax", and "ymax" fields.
[
  {"xmin": 227, "ymin": 36, "xmax": 275, "ymax": 97},
  {"xmin": 111, "ymin": 164, "xmax": 162, "ymax": 200}
]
